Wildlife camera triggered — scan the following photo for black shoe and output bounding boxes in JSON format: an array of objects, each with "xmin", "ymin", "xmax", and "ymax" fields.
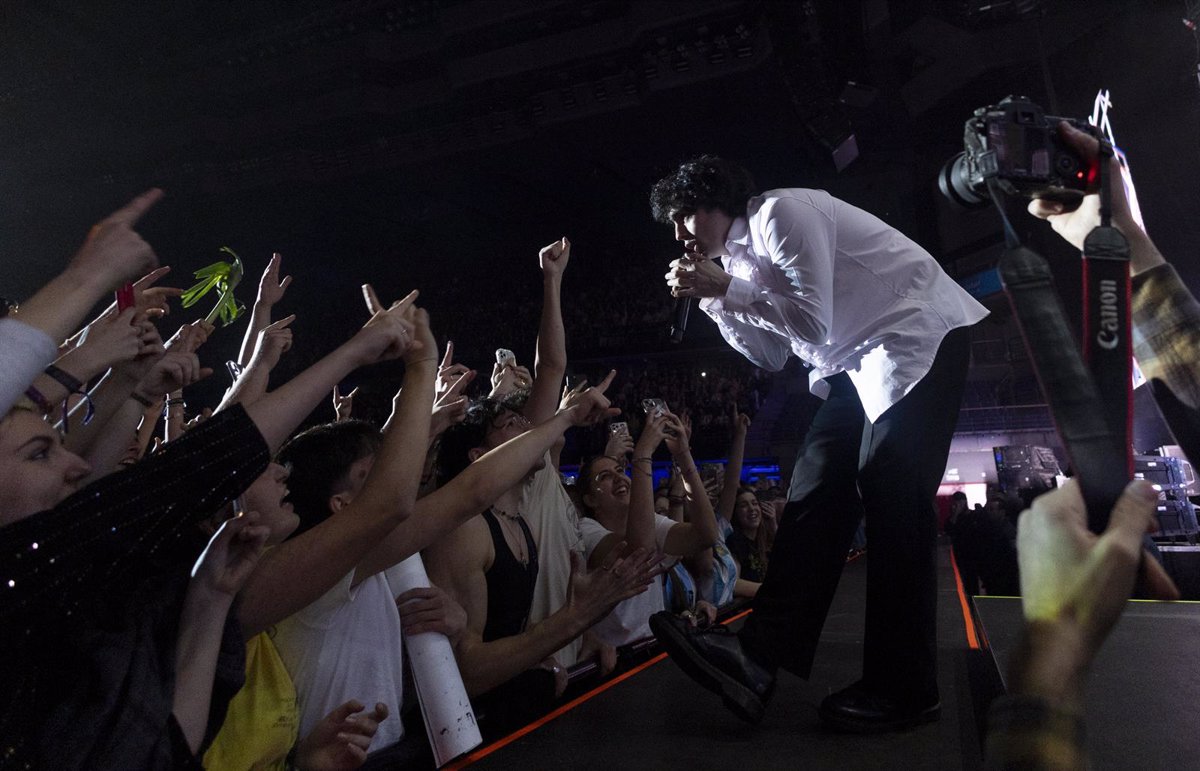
[
  {"xmin": 818, "ymin": 681, "xmax": 941, "ymax": 733},
  {"xmin": 649, "ymin": 611, "xmax": 776, "ymax": 724}
]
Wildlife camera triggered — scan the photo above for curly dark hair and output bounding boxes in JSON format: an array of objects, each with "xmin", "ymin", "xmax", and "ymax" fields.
[
  {"xmin": 649, "ymin": 155, "xmax": 757, "ymax": 223},
  {"xmin": 436, "ymin": 391, "xmax": 529, "ymax": 487}
]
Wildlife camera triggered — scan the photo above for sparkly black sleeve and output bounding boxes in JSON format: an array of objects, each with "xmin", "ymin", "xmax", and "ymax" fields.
[{"xmin": 0, "ymin": 404, "xmax": 270, "ymax": 624}]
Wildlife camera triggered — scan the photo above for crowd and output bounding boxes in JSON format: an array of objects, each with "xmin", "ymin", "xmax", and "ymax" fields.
[{"xmin": 0, "ymin": 120, "xmax": 1197, "ymax": 771}]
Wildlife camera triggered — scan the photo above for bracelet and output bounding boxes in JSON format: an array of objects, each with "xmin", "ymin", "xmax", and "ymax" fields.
[
  {"xmin": 44, "ymin": 364, "xmax": 94, "ymax": 431},
  {"xmin": 130, "ymin": 392, "xmax": 156, "ymax": 408},
  {"xmin": 44, "ymin": 364, "xmax": 83, "ymax": 394},
  {"xmin": 165, "ymin": 398, "xmax": 187, "ymax": 408},
  {"xmin": 632, "ymin": 456, "xmax": 654, "ymax": 464},
  {"xmin": 668, "ymin": 495, "xmax": 687, "ymax": 504},
  {"xmin": 23, "ymin": 386, "xmax": 52, "ymax": 415}
]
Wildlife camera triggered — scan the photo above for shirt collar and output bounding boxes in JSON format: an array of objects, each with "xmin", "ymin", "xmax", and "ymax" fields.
[{"xmin": 726, "ymin": 216, "xmax": 751, "ymax": 250}]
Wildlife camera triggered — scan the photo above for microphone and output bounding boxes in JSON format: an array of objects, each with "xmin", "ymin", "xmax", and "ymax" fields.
[{"xmin": 669, "ymin": 296, "xmax": 692, "ymax": 343}]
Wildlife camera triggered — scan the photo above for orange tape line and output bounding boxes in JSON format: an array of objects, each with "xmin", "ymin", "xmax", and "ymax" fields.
[
  {"xmin": 950, "ymin": 550, "xmax": 980, "ymax": 650},
  {"xmin": 448, "ymin": 608, "xmax": 755, "ymax": 768}
]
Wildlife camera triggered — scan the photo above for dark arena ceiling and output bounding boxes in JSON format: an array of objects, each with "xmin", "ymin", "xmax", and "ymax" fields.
[{"xmin": 3, "ymin": 0, "xmax": 1198, "ymax": 369}]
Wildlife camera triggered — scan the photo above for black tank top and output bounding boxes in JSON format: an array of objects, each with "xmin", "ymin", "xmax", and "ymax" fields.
[{"xmin": 481, "ymin": 509, "xmax": 539, "ymax": 642}]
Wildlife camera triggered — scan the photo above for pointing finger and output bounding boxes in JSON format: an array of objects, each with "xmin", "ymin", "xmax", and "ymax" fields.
[
  {"xmin": 107, "ymin": 188, "xmax": 164, "ymax": 226},
  {"xmin": 441, "ymin": 340, "xmax": 454, "ymax": 369},
  {"xmin": 594, "ymin": 369, "xmax": 617, "ymax": 394},
  {"xmin": 362, "ymin": 284, "xmax": 384, "ymax": 315},
  {"xmin": 389, "ymin": 289, "xmax": 419, "ymax": 312}
]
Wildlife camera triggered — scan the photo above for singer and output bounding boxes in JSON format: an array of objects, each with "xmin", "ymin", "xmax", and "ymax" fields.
[{"xmin": 648, "ymin": 156, "xmax": 987, "ymax": 731}]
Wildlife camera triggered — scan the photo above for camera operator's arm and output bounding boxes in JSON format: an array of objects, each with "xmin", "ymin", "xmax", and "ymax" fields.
[
  {"xmin": 984, "ymin": 480, "xmax": 1167, "ymax": 770},
  {"xmin": 524, "ymin": 238, "xmax": 570, "ymax": 425},
  {"xmin": 1029, "ymin": 122, "xmax": 1200, "ymax": 413}
]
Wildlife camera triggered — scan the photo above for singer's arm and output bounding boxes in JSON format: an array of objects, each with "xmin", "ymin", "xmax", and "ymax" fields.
[{"xmin": 702, "ymin": 197, "xmax": 833, "ymax": 346}]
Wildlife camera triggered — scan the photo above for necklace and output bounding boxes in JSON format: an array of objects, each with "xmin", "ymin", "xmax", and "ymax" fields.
[{"xmin": 491, "ymin": 506, "xmax": 529, "ymax": 565}]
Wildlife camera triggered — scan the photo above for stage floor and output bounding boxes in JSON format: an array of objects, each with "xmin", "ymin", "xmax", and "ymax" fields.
[
  {"xmin": 459, "ymin": 546, "xmax": 987, "ymax": 770},
  {"xmin": 974, "ymin": 595, "xmax": 1200, "ymax": 770}
]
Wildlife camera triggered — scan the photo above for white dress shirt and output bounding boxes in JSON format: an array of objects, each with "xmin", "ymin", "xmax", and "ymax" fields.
[{"xmin": 699, "ymin": 188, "xmax": 987, "ymax": 422}]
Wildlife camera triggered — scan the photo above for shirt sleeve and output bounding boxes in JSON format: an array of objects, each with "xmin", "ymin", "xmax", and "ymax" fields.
[
  {"xmin": 706, "ymin": 196, "xmax": 835, "ymax": 346},
  {"xmin": 0, "ymin": 318, "xmax": 60, "ymax": 416},
  {"xmin": 698, "ymin": 300, "xmax": 792, "ymax": 372},
  {"xmin": 1132, "ymin": 263, "xmax": 1200, "ymax": 410},
  {"xmin": 0, "ymin": 404, "xmax": 271, "ymax": 626}
]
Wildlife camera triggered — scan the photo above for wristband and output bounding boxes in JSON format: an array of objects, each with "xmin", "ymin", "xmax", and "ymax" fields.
[
  {"xmin": 130, "ymin": 392, "xmax": 156, "ymax": 409},
  {"xmin": 43, "ymin": 364, "xmax": 83, "ymax": 394},
  {"xmin": 45, "ymin": 364, "xmax": 94, "ymax": 431},
  {"xmin": 23, "ymin": 386, "xmax": 53, "ymax": 415}
]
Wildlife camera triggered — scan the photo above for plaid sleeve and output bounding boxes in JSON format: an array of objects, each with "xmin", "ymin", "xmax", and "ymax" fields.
[{"xmin": 1131, "ymin": 263, "xmax": 1200, "ymax": 410}]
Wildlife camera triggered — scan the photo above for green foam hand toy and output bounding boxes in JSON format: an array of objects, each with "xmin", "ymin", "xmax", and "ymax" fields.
[{"xmin": 181, "ymin": 246, "xmax": 246, "ymax": 327}]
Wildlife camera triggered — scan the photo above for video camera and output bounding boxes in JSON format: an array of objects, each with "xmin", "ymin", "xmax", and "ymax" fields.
[{"xmin": 938, "ymin": 96, "xmax": 1098, "ymax": 209}]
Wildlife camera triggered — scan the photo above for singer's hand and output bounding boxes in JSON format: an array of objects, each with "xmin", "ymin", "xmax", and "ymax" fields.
[{"xmin": 666, "ymin": 255, "xmax": 731, "ymax": 299}]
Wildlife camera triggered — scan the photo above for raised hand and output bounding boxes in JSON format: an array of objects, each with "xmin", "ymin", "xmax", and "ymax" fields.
[
  {"xmin": 295, "ymin": 700, "xmax": 389, "ymax": 771},
  {"xmin": 436, "ymin": 341, "xmax": 473, "ymax": 400},
  {"xmin": 352, "ymin": 285, "xmax": 419, "ymax": 365},
  {"xmin": 396, "ymin": 586, "xmax": 468, "ymax": 647},
  {"xmin": 431, "ymin": 358, "xmax": 475, "ymax": 438},
  {"xmin": 490, "ymin": 361, "xmax": 532, "ymax": 397},
  {"xmin": 256, "ymin": 252, "xmax": 293, "ymax": 308},
  {"xmin": 1012, "ymin": 480, "xmax": 1178, "ymax": 707},
  {"xmin": 538, "ymin": 236, "xmax": 571, "ymax": 280},
  {"xmin": 165, "ymin": 320, "xmax": 214, "ymax": 355},
  {"xmin": 332, "ymin": 385, "xmax": 358, "ymax": 423},
  {"xmin": 134, "ymin": 349, "xmax": 212, "ymax": 400},
  {"xmin": 251, "ymin": 314, "xmax": 296, "ymax": 370},
  {"xmin": 71, "ymin": 307, "xmax": 146, "ymax": 373},
  {"xmin": 567, "ymin": 544, "xmax": 664, "ymax": 624},
  {"xmin": 635, "ymin": 411, "xmax": 669, "ymax": 454},
  {"xmin": 604, "ymin": 423, "xmax": 635, "ymax": 460},
  {"xmin": 661, "ymin": 411, "xmax": 691, "ymax": 457},
  {"xmin": 732, "ymin": 406, "xmax": 751, "ymax": 436},
  {"xmin": 69, "ymin": 188, "xmax": 163, "ymax": 291},
  {"xmin": 131, "ymin": 266, "xmax": 184, "ymax": 318},
  {"xmin": 557, "ymin": 369, "xmax": 620, "ymax": 427},
  {"xmin": 191, "ymin": 511, "xmax": 272, "ymax": 597}
]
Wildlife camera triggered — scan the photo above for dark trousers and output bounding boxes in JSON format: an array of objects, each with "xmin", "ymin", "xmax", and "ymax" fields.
[{"xmin": 741, "ymin": 326, "xmax": 971, "ymax": 702}]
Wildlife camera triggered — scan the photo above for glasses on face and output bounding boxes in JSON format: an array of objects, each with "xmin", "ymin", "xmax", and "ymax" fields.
[
  {"xmin": 591, "ymin": 466, "xmax": 628, "ymax": 492},
  {"xmin": 491, "ymin": 412, "xmax": 532, "ymax": 432}
]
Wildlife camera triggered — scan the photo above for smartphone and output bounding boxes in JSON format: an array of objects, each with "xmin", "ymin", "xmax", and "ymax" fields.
[
  {"xmin": 609, "ymin": 421, "xmax": 629, "ymax": 436},
  {"xmin": 641, "ymin": 398, "xmax": 667, "ymax": 418},
  {"xmin": 496, "ymin": 348, "xmax": 516, "ymax": 368}
]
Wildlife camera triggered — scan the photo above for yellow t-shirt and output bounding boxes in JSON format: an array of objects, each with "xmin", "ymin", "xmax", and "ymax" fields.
[{"xmin": 203, "ymin": 631, "xmax": 299, "ymax": 771}]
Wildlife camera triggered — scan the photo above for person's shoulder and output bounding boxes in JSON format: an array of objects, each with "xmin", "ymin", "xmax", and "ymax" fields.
[{"xmin": 751, "ymin": 188, "xmax": 835, "ymax": 221}]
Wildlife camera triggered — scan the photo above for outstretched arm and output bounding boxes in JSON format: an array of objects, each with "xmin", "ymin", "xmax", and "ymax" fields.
[
  {"xmin": 354, "ymin": 374, "xmax": 619, "ymax": 583},
  {"xmin": 661, "ymin": 412, "xmax": 720, "ymax": 557},
  {"xmin": 237, "ymin": 253, "xmax": 292, "ymax": 367},
  {"xmin": 427, "ymin": 530, "xmax": 660, "ymax": 697},
  {"xmin": 525, "ymin": 237, "xmax": 570, "ymax": 424},
  {"xmin": 235, "ymin": 289, "xmax": 427, "ymax": 637}
]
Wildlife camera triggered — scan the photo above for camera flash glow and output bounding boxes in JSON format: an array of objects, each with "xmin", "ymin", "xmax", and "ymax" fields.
[{"xmin": 701, "ymin": 371, "xmax": 707, "ymax": 377}]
